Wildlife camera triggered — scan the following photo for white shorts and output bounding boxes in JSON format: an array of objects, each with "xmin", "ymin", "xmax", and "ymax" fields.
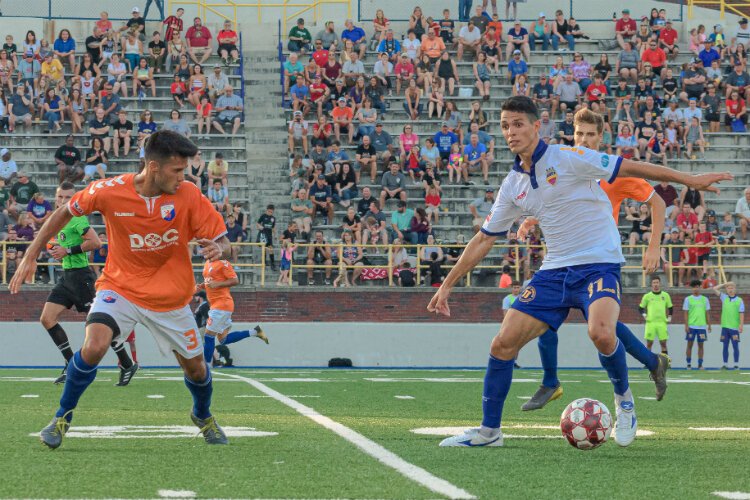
[
  {"xmin": 206, "ymin": 308, "xmax": 232, "ymax": 334},
  {"xmin": 88, "ymin": 289, "xmax": 203, "ymax": 359}
]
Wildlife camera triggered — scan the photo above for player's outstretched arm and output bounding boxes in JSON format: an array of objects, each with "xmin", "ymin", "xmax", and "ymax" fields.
[
  {"xmin": 427, "ymin": 231, "xmax": 497, "ymax": 317},
  {"xmin": 9, "ymin": 206, "xmax": 73, "ymax": 294},
  {"xmin": 644, "ymin": 193, "xmax": 666, "ymax": 274},
  {"xmin": 197, "ymin": 236, "xmax": 231, "ymax": 262},
  {"xmin": 618, "ymin": 159, "xmax": 733, "ymax": 193}
]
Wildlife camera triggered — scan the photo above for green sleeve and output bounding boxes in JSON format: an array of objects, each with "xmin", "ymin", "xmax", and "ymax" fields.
[
  {"xmin": 639, "ymin": 294, "xmax": 648, "ymax": 308},
  {"xmin": 665, "ymin": 293, "xmax": 673, "ymax": 308}
]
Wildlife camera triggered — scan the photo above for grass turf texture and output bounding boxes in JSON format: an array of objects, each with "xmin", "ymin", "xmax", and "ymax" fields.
[{"xmin": 0, "ymin": 368, "xmax": 749, "ymax": 499}]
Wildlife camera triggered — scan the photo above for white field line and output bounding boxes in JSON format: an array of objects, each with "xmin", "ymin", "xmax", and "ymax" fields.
[
  {"xmin": 218, "ymin": 372, "xmax": 476, "ymax": 500},
  {"xmin": 712, "ymin": 492, "xmax": 750, "ymax": 499},
  {"xmin": 157, "ymin": 490, "xmax": 196, "ymax": 498},
  {"xmin": 690, "ymin": 427, "xmax": 750, "ymax": 431}
]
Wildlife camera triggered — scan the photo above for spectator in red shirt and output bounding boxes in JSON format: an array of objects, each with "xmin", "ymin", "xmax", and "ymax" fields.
[
  {"xmin": 185, "ymin": 17, "xmax": 212, "ymax": 65},
  {"xmin": 216, "ymin": 20, "xmax": 239, "ymax": 65},
  {"xmin": 585, "ymin": 74, "xmax": 607, "ymax": 103},
  {"xmin": 163, "ymin": 8, "xmax": 184, "ymax": 42},
  {"xmin": 725, "ymin": 89, "xmax": 747, "ymax": 130},
  {"xmin": 642, "ymin": 40, "xmax": 667, "ymax": 79},
  {"xmin": 677, "ymin": 204, "xmax": 699, "ymax": 238},
  {"xmin": 312, "ymin": 115, "xmax": 333, "ymax": 147},
  {"xmin": 659, "ymin": 20, "xmax": 679, "ymax": 60},
  {"xmin": 615, "ymin": 9, "xmax": 637, "ymax": 50},
  {"xmin": 311, "ymin": 40, "xmax": 328, "ymax": 68},
  {"xmin": 309, "ymin": 75, "xmax": 329, "ymax": 118},
  {"xmin": 681, "ymin": 235, "xmax": 700, "ymax": 285},
  {"xmin": 693, "ymin": 222, "xmax": 714, "ymax": 275}
]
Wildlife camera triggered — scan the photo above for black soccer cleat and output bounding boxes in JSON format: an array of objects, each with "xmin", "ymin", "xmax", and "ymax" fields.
[
  {"xmin": 115, "ymin": 362, "xmax": 139, "ymax": 386},
  {"xmin": 53, "ymin": 363, "xmax": 68, "ymax": 385}
]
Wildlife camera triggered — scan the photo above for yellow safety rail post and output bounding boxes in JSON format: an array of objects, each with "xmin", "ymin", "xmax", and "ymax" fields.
[
  {"xmin": 688, "ymin": 0, "xmax": 750, "ymax": 19},
  {"xmin": 1, "ymin": 241, "xmax": 6, "ymax": 284}
]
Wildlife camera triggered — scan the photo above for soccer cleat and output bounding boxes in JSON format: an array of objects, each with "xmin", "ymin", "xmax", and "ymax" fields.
[
  {"xmin": 254, "ymin": 326, "xmax": 269, "ymax": 344},
  {"xmin": 649, "ymin": 353, "xmax": 670, "ymax": 401},
  {"xmin": 191, "ymin": 413, "xmax": 228, "ymax": 445},
  {"xmin": 612, "ymin": 400, "xmax": 637, "ymax": 447},
  {"xmin": 439, "ymin": 427, "xmax": 503, "ymax": 447},
  {"xmin": 115, "ymin": 362, "xmax": 139, "ymax": 387},
  {"xmin": 521, "ymin": 383, "xmax": 563, "ymax": 411},
  {"xmin": 54, "ymin": 363, "xmax": 68, "ymax": 385},
  {"xmin": 686, "ymin": 364, "xmax": 692, "ymax": 370},
  {"xmin": 40, "ymin": 412, "xmax": 72, "ymax": 449}
]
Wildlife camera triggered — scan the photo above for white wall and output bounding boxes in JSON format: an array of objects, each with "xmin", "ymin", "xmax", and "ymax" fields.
[{"xmin": 0, "ymin": 321, "xmax": 745, "ymax": 368}]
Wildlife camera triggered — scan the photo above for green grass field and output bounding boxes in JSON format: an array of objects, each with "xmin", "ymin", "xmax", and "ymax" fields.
[{"xmin": 1, "ymin": 367, "xmax": 749, "ymax": 500}]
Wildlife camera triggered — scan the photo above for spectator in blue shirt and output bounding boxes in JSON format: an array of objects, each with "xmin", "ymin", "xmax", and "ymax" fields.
[
  {"xmin": 434, "ymin": 122, "xmax": 458, "ymax": 165},
  {"xmin": 341, "ymin": 19, "xmax": 367, "ymax": 58},
  {"xmin": 698, "ymin": 39, "xmax": 721, "ymax": 68},
  {"xmin": 507, "ymin": 50, "xmax": 528, "ymax": 84},
  {"xmin": 506, "ymin": 20, "xmax": 530, "ymax": 60},
  {"xmin": 53, "ymin": 29, "xmax": 76, "ymax": 71},
  {"xmin": 462, "ymin": 133, "xmax": 489, "ymax": 185},
  {"xmin": 376, "ymin": 30, "xmax": 401, "ymax": 63}
]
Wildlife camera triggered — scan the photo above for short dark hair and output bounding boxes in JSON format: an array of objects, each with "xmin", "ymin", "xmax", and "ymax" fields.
[
  {"xmin": 58, "ymin": 181, "xmax": 75, "ymax": 191},
  {"xmin": 511, "ymin": 280, "xmax": 521, "ymax": 286},
  {"xmin": 501, "ymin": 96, "xmax": 539, "ymax": 122},
  {"xmin": 502, "ymin": 265, "xmax": 511, "ymax": 273},
  {"xmin": 690, "ymin": 279, "xmax": 702, "ymax": 287},
  {"xmin": 651, "ymin": 275, "xmax": 661, "ymax": 283},
  {"xmin": 267, "ymin": 204, "xmax": 275, "ymax": 210},
  {"xmin": 144, "ymin": 130, "xmax": 198, "ymax": 164}
]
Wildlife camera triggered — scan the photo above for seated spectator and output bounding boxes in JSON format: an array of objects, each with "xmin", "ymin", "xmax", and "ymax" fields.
[
  {"xmin": 83, "ymin": 137, "xmax": 108, "ymax": 182},
  {"xmin": 290, "ymin": 76, "xmax": 311, "ymax": 117},
  {"xmin": 506, "ymin": 20, "xmax": 530, "ymax": 60},
  {"xmin": 111, "ymin": 110, "xmax": 133, "ymax": 157},
  {"xmin": 380, "ymin": 162, "xmax": 407, "ymax": 208},
  {"xmin": 41, "ymin": 53, "xmax": 64, "ymax": 84},
  {"xmin": 615, "ymin": 9, "xmax": 637, "ymax": 49},
  {"xmin": 533, "ymin": 75, "xmax": 558, "ymax": 117},
  {"xmin": 538, "ymin": 110, "xmax": 556, "ymax": 143},
  {"xmin": 89, "ymin": 106, "xmax": 112, "ymax": 152},
  {"xmin": 287, "ymin": 110, "xmax": 309, "ymax": 155},
  {"xmin": 366, "ymin": 75, "xmax": 388, "ymax": 117},
  {"xmin": 309, "ymin": 74, "xmax": 329, "ymax": 118},
  {"xmin": 457, "ymin": 20, "xmax": 482, "ymax": 61},
  {"xmin": 353, "ymin": 134, "xmax": 375, "ymax": 184},
  {"xmin": 362, "ymin": 200, "xmax": 388, "ymax": 243},
  {"xmin": 403, "ymin": 29, "xmax": 421, "ymax": 63},
  {"xmin": 8, "ymin": 84, "xmax": 33, "ymax": 133},
  {"xmin": 646, "ymin": 130, "xmax": 669, "ymax": 166},
  {"xmin": 166, "ymin": 28, "xmax": 186, "ymax": 73},
  {"xmin": 26, "ymin": 191, "xmax": 53, "ymax": 226},
  {"xmin": 377, "ymin": 30, "xmax": 401, "ymax": 64},
  {"xmin": 0, "ymin": 148, "xmax": 17, "ymax": 184},
  {"xmin": 481, "ymin": 30, "xmax": 501, "ymax": 74},
  {"xmin": 207, "ymin": 152, "xmax": 228, "ymax": 187},
  {"xmin": 552, "ymin": 10, "xmax": 576, "ymax": 51},
  {"xmin": 106, "ymin": 54, "xmax": 129, "ymax": 97},
  {"xmin": 698, "ymin": 39, "xmax": 721, "ymax": 68},
  {"xmin": 10, "ymin": 213, "xmax": 37, "ymax": 279},
  {"xmin": 507, "ymin": 49, "xmax": 528, "ymax": 84},
  {"xmin": 555, "ymin": 74, "xmax": 581, "ymax": 114},
  {"xmin": 403, "ymin": 78, "xmax": 423, "ymax": 120},
  {"xmin": 17, "ymin": 51, "xmax": 41, "ymax": 90},
  {"xmin": 207, "ymin": 179, "xmax": 230, "ymax": 215},
  {"xmin": 214, "ymin": 19, "xmax": 239, "ymax": 65},
  {"xmin": 420, "ymin": 30, "xmax": 446, "ymax": 64},
  {"xmin": 163, "ymin": 109, "xmax": 190, "ymax": 137},
  {"xmin": 188, "ymin": 150, "xmax": 207, "ymax": 192},
  {"xmin": 335, "ymin": 162, "xmax": 358, "ymax": 207},
  {"xmin": 469, "ymin": 188, "xmax": 494, "ymax": 233},
  {"xmin": 334, "ymin": 229, "xmax": 363, "ymax": 287},
  {"xmin": 316, "ymin": 21, "xmax": 339, "ymax": 51},
  {"xmin": 677, "ymin": 204, "xmax": 700, "ymax": 238},
  {"xmin": 306, "ymin": 230, "xmax": 333, "ymax": 285},
  {"xmin": 3, "ymin": 34, "xmax": 18, "ymax": 67},
  {"xmin": 185, "ymin": 17, "xmax": 212, "ymax": 64},
  {"xmin": 292, "ymin": 189, "xmax": 314, "ymax": 241},
  {"xmin": 54, "ymin": 135, "xmax": 84, "ymax": 183},
  {"xmin": 207, "ymin": 65, "xmax": 230, "ymax": 101},
  {"xmin": 287, "ymin": 17, "xmax": 313, "ymax": 55},
  {"xmin": 8, "ymin": 171, "xmax": 38, "ymax": 220},
  {"xmin": 425, "ymin": 183, "xmax": 441, "ymax": 224},
  {"xmin": 394, "ymin": 53, "xmax": 415, "ymax": 95},
  {"xmin": 615, "ymin": 124, "xmax": 639, "ymax": 159},
  {"xmin": 684, "ymin": 97, "xmax": 703, "ymax": 125},
  {"xmin": 474, "ymin": 52, "xmax": 492, "ymax": 100},
  {"xmin": 212, "ymin": 85, "xmax": 243, "ymax": 135},
  {"xmin": 356, "ymin": 99, "xmax": 378, "ymax": 139},
  {"xmin": 146, "ymin": 31, "xmax": 166, "ymax": 73},
  {"xmin": 331, "ymin": 97, "xmax": 354, "ymax": 143},
  {"xmin": 341, "ymin": 19, "xmax": 367, "ymax": 58},
  {"xmin": 341, "ymin": 52, "xmax": 365, "ymax": 88},
  {"xmin": 133, "ymin": 58, "xmax": 156, "ymax": 98},
  {"xmin": 311, "ymin": 115, "xmax": 333, "ymax": 148},
  {"xmin": 309, "ymin": 174, "xmax": 334, "ymax": 224},
  {"xmin": 121, "ymin": 31, "xmax": 143, "ymax": 72},
  {"xmin": 68, "ymin": 88, "xmax": 85, "ymax": 133},
  {"xmin": 418, "ymin": 230, "xmax": 440, "ymax": 259},
  {"xmin": 421, "ymin": 138, "xmax": 441, "ymax": 172},
  {"xmin": 725, "ymin": 62, "xmax": 750, "ymax": 102},
  {"xmin": 635, "ymin": 113, "xmax": 658, "ymax": 158},
  {"xmin": 53, "ymin": 29, "xmax": 76, "ymax": 71},
  {"xmin": 663, "ymin": 119, "xmax": 681, "ymax": 159},
  {"xmin": 569, "ymin": 52, "xmax": 592, "ymax": 92},
  {"xmin": 398, "ymin": 261, "xmax": 416, "ymax": 287},
  {"xmin": 616, "ymin": 41, "xmax": 640, "ymax": 83},
  {"xmin": 136, "ymin": 109, "xmax": 156, "ymax": 150},
  {"xmin": 187, "ymin": 64, "xmax": 208, "ymax": 108},
  {"xmin": 684, "ymin": 115, "xmax": 706, "ymax": 159},
  {"xmin": 195, "ymin": 94, "xmax": 212, "ymax": 137},
  {"xmin": 224, "ymin": 214, "xmax": 244, "ymax": 263},
  {"xmin": 529, "ymin": 13, "xmax": 552, "ymax": 51},
  {"xmin": 659, "ymin": 20, "xmax": 679, "ymax": 60},
  {"xmin": 513, "ymin": 74, "xmax": 531, "ymax": 97},
  {"xmin": 735, "ymin": 187, "xmax": 750, "ymax": 239}
]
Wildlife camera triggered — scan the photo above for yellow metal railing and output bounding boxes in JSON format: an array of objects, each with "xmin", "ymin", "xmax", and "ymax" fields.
[
  {"xmin": 688, "ymin": 0, "xmax": 750, "ymax": 19},
  {"xmin": 167, "ymin": 0, "xmax": 350, "ymax": 36}
]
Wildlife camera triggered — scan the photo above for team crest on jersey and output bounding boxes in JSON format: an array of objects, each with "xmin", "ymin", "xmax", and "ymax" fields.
[
  {"xmin": 601, "ymin": 155, "xmax": 609, "ymax": 167},
  {"xmin": 58, "ymin": 232, "xmax": 67, "ymax": 242},
  {"xmin": 102, "ymin": 295, "xmax": 117, "ymax": 304},
  {"xmin": 545, "ymin": 167, "xmax": 557, "ymax": 185},
  {"xmin": 160, "ymin": 204, "xmax": 176, "ymax": 221},
  {"xmin": 518, "ymin": 286, "xmax": 536, "ymax": 303}
]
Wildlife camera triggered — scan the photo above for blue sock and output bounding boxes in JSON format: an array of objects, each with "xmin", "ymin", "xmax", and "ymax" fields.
[
  {"xmin": 481, "ymin": 355, "xmax": 515, "ymax": 429},
  {"xmin": 537, "ymin": 330, "xmax": 559, "ymax": 388},
  {"xmin": 722, "ymin": 338, "xmax": 730, "ymax": 364},
  {"xmin": 220, "ymin": 330, "xmax": 250, "ymax": 345},
  {"xmin": 598, "ymin": 339, "xmax": 629, "ymax": 396},
  {"xmin": 731, "ymin": 338, "xmax": 740, "ymax": 363},
  {"xmin": 184, "ymin": 364, "xmax": 213, "ymax": 419},
  {"xmin": 203, "ymin": 334, "xmax": 216, "ymax": 363},
  {"xmin": 56, "ymin": 351, "xmax": 98, "ymax": 421},
  {"xmin": 617, "ymin": 321, "xmax": 658, "ymax": 372},
  {"xmin": 698, "ymin": 358, "xmax": 703, "ymax": 368},
  {"xmin": 687, "ymin": 356, "xmax": 692, "ymax": 365}
]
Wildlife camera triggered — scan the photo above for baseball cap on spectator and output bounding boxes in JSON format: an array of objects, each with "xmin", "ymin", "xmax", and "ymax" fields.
[
  {"xmin": 513, "ymin": 19, "xmax": 521, "ymax": 25},
  {"xmin": 297, "ymin": 18, "xmax": 305, "ymax": 24},
  {"xmin": 17, "ymin": 170, "xmax": 28, "ymax": 178},
  {"xmin": 622, "ymin": 8, "xmax": 630, "ymax": 14},
  {"xmin": 666, "ymin": 20, "xmax": 672, "ymax": 25},
  {"xmin": 707, "ymin": 210, "xmax": 716, "ymax": 217},
  {"xmin": 335, "ymin": 78, "xmax": 343, "ymax": 84},
  {"xmin": 24, "ymin": 51, "xmax": 33, "ymax": 58},
  {"xmin": 44, "ymin": 53, "xmax": 52, "ymax": 59},
  {"xmin": 375, "ymin": 121, "xmax": 383, "ymax": 126},
  {"xmin": 513, "ymin": 49, "xmax": 521, "ymax": 55},
  {"xmin": 132, "ymin": 6, "xmax": 140, "ymax": 12},
  {"xmin": 740, "ymin": 18, "xmax": 748, "ymax": 25},
  {"xmin": 441, "ymin": 121, "xmax": 449, "ymax": 127},
  {"xmin": 538, "ymin": 12, "xmax": 546, "ymax": 18},
  {"xmin": 0, "ymin": 148, "xmax": 8, "ymax": 156},
  {"xmin": 689, "ymin": 97, "xmax": 697, "ymax": 101},
  {"xmin": 214, "ymin": 63, "xmax": 221, "ymax": 69},
  {"xmin": 337, "ymin": 97, "xmax": 346, "ymax": 103},
  {"xmin": 485, "ymin": 188, "xmax": 494, "ymax": 193},
  {"xmin": 293, "ymin": 110, "xmax": 303, "ymax": 116},
  {"xmin": 670, "ymin": 227, "xmax": 679, "ymax": 233},
  {"xmin": 317, "ymin": 174, "xmax": 325, "ymax": 180},
  {"xmin": 623, "ymin": 100, "xmax": 632, "ymax": 105}
]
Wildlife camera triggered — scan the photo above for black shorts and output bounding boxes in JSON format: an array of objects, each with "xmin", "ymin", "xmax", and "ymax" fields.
[
  {"xmin": 706, "ymin": 112, "xmax": 720, "ymax": 122},
  {"xmin": 697, "ymin": 253, "xmax": 710, "ymax": 265},
  {"xmin": 218, "ymin": 43, "xmax": 238, "ymax": 54},
  {"xmin": 686, "ymin": 89, "xmax": 703, "ymax": 100},
  {"xmin": 257, "ymin": 230, "xmax": 273, "ymax": 247},
  {"xmin": 46, "ymin": 267, "xmax": 97, "ymax": 313}
]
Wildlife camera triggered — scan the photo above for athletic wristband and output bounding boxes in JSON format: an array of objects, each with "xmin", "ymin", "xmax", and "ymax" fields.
[{"xmin": 69, "ymin": 245, "xmax": 84, "ymax": 255}]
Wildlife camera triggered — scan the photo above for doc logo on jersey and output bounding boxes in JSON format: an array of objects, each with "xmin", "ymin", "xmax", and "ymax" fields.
[{"xmin": 161, "ymin": 204, "xmax": 176, "ymax": 221}]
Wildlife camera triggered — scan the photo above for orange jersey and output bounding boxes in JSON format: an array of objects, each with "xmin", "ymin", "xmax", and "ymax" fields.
[
  {"xmin": 203, "ymin": 259, "xmax": 237, "ymax": 312},
  {"xmin": 68, "ymin": 174, "xmax": 226, "ymax": 311},
  {"xmin": 599, "ymin": 177, "xmax": 655, "ymax": 224}
]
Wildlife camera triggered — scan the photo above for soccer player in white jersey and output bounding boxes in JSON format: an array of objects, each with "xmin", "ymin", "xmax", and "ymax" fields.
[{"xmin": 430, "ymin": 96, "xmax": 731, "ymax": 448}]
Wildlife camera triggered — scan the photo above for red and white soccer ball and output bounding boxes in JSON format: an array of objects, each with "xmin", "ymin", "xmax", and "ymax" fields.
[{"xmin": 560, "ymin": 398, "xmax": 612, "ymax": 450}]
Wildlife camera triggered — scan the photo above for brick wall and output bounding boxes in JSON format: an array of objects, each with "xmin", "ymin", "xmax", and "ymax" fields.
[{"xmin": 0, "ymin": 289, "xmax": 705, "ymax": 323}]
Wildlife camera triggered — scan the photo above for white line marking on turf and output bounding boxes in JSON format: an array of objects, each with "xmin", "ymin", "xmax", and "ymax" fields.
[
  {"xmin": 395, "ymin": 395, "xmax": 415, "ymax": 400},
  {"xmin": 712, "ymin": 492, "xmax": 750, "ymax": 499},
  {"xmin": 157, "ymin": 489, "xmax": 196, "ymax": 498},
  {"xmin": 234, "ymin": 395, "xmax": 320, "ymax": 398},
  {"xmin": 638, "ymin": 396, "xmax": 657, "ymax": 400},
  {"xmin": 600, "ymin": 379, "xmax": 750, "ymax": 386},
  {"xmin": 690, "ymin": 427, "xmax": 750, "ymax": 431},
  {"xmin": 27, "ymin": 425, "xmax": 277, "ymax": 439},
  {"xmin": 517, "ymin": 396, "xmax": 532, "ymax": 400},
  {"xmin": 146, "ymin": 395, "xmax": 165, "ymax": 399},
  {"xmin": 219, "ymin": 372, "xmax": 476, "ymax": 500},
  {"xmin": 411, "ymin": 427, "xmax": 655, "ymax": 437},
  {"xmin": 20, "ymin": 394, "xmax": 39, "ymax": 398}
]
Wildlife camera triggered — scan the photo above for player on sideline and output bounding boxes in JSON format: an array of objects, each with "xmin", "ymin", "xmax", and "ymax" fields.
[
  {"xmin": 10, "ymin": 131, "xmax": 232, "ymax": 449},
  {"xmin": 429, "ymin": 96, "xmax": 731, "ymax": 448},
  {"xmin": 198, "ymin": 258, "xmax": 268, "ymax": 365},
  {"xmin": 640, "ymin": 276, "xmax": 673, "ymax": 354},
  {"xmin": 683, "ymin": 279, "xmax": 711, "ymax": 370},
  {"xmin": 41, "ymin": 181, "xmax": 138, "ymax": 386},
  {"xmin": 516, "ymin": 109, "xmax": 670, "ymax": 410},
  {"xmin": 711, "ymin": 282, "xmax": 745, "ymax": 369}
]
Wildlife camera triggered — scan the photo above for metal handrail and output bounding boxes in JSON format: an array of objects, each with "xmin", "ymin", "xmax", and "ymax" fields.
[{"xmin": 688, "ymin": 0, "xmax": 750, "ymax": 19}]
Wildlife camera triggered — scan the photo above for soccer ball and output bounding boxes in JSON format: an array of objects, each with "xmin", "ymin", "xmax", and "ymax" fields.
[{"xmin": 560, "ymin": 398, "xmax": 612, "ymax": 450}]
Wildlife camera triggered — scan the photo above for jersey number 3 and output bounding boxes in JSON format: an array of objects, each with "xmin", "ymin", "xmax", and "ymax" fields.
[{"xmin": 183, "ymin": 329, "xmax": 199, "ymax": 351}]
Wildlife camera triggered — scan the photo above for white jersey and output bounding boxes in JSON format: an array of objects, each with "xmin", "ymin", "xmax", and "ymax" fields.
[{"xmin": 482, "ymin": 142, "xmax": 624, "ymax": 270}]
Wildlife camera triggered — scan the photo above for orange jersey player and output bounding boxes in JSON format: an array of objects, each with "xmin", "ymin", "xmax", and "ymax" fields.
[
  {"xmin": 10, "ymin": 131, "xmax": 233, "ymax": 448},
  {"xmin": 198, "ymin": 259, "xmax": 268, "ymax": 365}
]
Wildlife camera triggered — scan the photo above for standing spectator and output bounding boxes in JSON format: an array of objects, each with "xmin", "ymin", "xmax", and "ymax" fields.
[
  {"xmin": 111, "ymin": 110, "xmax": 133, "ymax": 157},
  {"xmin": 640, "ymin": 276, "xmax": 673, "ymax": 354},
  {"xmin": 212, "ymin": 85, "xmax": 243, "ymax": 135},
  {"xmin": 506, "ymin": 20, "xmax": 530, "ymax": 60},
  {"xmin": 83, "ymin": 137, "xmax": 108, "ymax": 182},
  {"xmin": 53, "ymin": 29, "xmax": 76, "ymax": 71},
  {"xmin": 166, "ymin": 29, "xmax": 186, "ymax": 72},
  {"xmin": 458, "ymin": 0, "xmax": 473, "ymax": 23},
  {"xmin": 216, "ymin": 20, "xmax": 239, "ymax": 65},
  {"xmin": 26, "ymin": 191, "xmax": 53, "ymax": 226},
  {"xmin": 309, "ymin": 174, "xmax": 334, "ymax": 224},
  {"xmin": 615, "ymin": 9, "xmax": 637, "ymax": 49},
  {"xmin": 0, "ymin": 148, "xmax": 17, "ymax": 183},
  {"xmin": 735, "ymin": 187, "xmax": 750, "ymax": 240},
  {"xmin": 341, "ymin": 19, "xmax": 367, "ymax": 59},
  {"xmin": 185, "ymin": 17, "xmax": 212, "ymax": 64},
  {"xmin": 163, "ymin": 8, "xmax": 184, "ymax": 42}
]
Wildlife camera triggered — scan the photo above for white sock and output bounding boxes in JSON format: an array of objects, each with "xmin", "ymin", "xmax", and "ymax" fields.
[
  {"xmin": 614, "ymin": 388, "xmax": 634, "ymax": 411},
  {"xmin": 479, "ymin": 426, "xmax": 500, "ymax": 438}
]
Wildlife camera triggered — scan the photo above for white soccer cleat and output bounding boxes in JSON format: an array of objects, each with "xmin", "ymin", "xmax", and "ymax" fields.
[
  {"xmin": 439, "ymin": 427, "xmax": 504, "ymax": 447},
  {"xmin": 612, "ymin": 398, "xmax": 637, "ymax": 447}
]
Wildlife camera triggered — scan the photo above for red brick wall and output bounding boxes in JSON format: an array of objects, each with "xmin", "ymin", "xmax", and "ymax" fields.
[{"xmin": 0, "ymin": 290, "xmax": 697, "ymax": 323}]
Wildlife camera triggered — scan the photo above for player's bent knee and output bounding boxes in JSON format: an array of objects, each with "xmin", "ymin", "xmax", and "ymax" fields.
[{"xmin": 490, "ymin": 333, "xmax": 519, "ymax": 361}]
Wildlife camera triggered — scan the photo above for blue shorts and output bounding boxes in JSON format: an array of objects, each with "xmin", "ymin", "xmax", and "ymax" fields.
[
  {"xmin": 686, "ymin": 328, "xmax": 707, "ymax": 343},
  {"xmin": 280, "ymin": 258, "xmax": 291, "ymax": 271},
  {"xmin": 720, "ymin": 328, "xmax": 740, "ymax": 342},
  {"xmin": 510, "ymin": 263, "xmax": 622, "ymax": 331}
]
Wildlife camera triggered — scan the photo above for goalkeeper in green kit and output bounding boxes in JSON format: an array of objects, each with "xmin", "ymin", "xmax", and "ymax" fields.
[
  {"xmin": 712, "ymin": 282, "xmax": 745, "ymax": 370},
  {"xmin": 640, "ymin": 276, "xmax": 673, "ymax": 355}
]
